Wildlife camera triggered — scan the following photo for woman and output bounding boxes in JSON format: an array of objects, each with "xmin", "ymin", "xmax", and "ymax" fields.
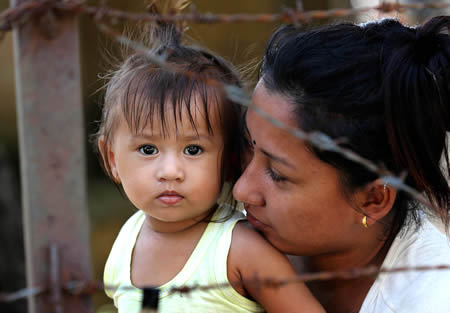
[{"xmin": 233, "ymin": 16, "xmax": 450, "ymax": 313}]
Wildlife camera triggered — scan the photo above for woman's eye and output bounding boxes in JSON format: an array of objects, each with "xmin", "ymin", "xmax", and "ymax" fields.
[
  {"xmin": 139, "ymin": 145, "xmax": 158, "ymax": 155},
  {"xmin": 266, "ymin": 167, "xmax": 287, "ymax": 183},
  {"xmin": 184, "ymin": 145, "xmax": 203, "ymax": 156}
]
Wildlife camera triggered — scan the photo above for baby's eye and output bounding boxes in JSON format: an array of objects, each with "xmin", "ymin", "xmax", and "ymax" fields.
[
  {"xmin": 139, "ymin": 145, "xmax": 158, "ymax": 155},
  {"xmin": 184, "ymin": 145, "xmax": 203, "ymax": 156}
]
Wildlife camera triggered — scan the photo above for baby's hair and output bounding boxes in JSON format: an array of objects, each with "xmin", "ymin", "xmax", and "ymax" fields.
[{"xmin": 94, "ymin": 9, "xmax": 245, "ymax": 206}]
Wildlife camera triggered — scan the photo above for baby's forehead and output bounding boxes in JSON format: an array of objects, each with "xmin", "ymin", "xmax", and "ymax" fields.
[
  {"xmin": 124, "ymin": 100, "xmax": 221, "ymax": 136},
  {"xmin": 115, "ymin": 74, "xmax": 225, "ymax": 135}
]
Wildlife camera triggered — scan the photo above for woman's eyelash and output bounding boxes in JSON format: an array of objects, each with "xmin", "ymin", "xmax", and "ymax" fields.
[{"xmin": 265, "ymin": 167, "xmax": 287, "ymax": 182}]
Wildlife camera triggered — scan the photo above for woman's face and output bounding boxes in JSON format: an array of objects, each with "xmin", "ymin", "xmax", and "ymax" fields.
[{"xmin": 233, "ymin": 81, "xmax": 362, "ymax": 256}]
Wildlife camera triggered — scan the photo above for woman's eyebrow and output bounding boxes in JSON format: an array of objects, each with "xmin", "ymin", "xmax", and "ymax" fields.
[{"xmin": 260, "ymin": 148, "xmax": 295, "ymax": 169}]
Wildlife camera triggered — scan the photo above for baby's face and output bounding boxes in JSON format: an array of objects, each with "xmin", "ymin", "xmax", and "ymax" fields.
[{"xmin": 108, "ymin": 101, "xmax": 224, "ymax": 232}]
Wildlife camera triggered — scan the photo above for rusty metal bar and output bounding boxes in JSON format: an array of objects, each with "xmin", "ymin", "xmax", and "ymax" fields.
[
  {"xmin": 49, "ymin": 244, "xmax": 63, "ymax": 313},
  {"xmin": 11, "ymin": 0, "xmax": 93, "ymax": 312}
]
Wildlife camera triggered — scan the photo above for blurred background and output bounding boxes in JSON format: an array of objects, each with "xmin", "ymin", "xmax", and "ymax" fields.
[{"xmin": 0, "ymin": 0, "xmax": 448, "ymax": 312}]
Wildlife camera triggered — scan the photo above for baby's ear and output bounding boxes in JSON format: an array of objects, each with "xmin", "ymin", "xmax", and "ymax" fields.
[
  {"xmin": 97, "ymin": 135, "xmax": 105, "ymax": 155},
  {"xmin": 354, "ymin": 178, "xmax": 397, "ymax": 227},
  {"xmin": 97, "ymin": 136, "xmax": 120, "ymax": 183}
]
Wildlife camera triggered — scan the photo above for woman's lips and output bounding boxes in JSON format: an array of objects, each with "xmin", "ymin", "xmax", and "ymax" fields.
[
  {"xmin": 157, "ymin": 191, "xmax": 184, "ymax": 205},
  {"xmin": 246, "ymin": 211, "xmax": 268, "ymax": 229}
]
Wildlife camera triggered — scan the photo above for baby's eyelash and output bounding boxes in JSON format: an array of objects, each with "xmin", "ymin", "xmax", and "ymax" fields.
[
  {"xmin": 138, "ymin": 144, "xmax": 158, "ymax": 155},
  {"xmin": 184, "ymin": 145, "xmax": 203, "ymax": 156}
]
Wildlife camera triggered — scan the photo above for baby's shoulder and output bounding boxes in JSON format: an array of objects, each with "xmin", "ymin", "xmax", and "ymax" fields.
[
  {"xmin": 231, "ymin": 221, "xmax": 271, "ymax": 250},
  {"xmin": 104, "ymin": 211, "xmax": 145, "ymax": 280},
  {"xmin": 113, "ymin": 210, "xmax": 145, "ymax": 244},
  {"xmin": 229, "ymin": 221, "xmax": 292, "ymax": 273},
  {"xmin": 104, "ymin": 211, "xmax": 144, "ymax": 299}
]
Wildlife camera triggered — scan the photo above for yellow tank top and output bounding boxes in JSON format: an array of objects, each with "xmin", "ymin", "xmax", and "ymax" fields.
[{"xmin": 104, "ymin": 205, "xmax": 264, "ymax": 313}]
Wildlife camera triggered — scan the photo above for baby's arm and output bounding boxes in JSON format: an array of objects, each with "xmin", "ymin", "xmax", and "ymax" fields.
[{"xmin": 228, "ymin": 222, "xmax": 326, "ymax": 313}]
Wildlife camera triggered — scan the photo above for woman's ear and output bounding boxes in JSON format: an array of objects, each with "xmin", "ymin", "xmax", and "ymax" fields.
[
  {"xmin": 98, "ymin": 136, "xmax": 120, "ymax": 183},
  {"xmin": 354, "ymin": 178, "xmax": 397, "ymax": 227}
]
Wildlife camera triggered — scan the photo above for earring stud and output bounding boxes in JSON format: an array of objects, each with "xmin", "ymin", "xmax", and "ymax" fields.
[{"xmin": 362, "ymin": 216, "xmax": 368, "ymax": 228}]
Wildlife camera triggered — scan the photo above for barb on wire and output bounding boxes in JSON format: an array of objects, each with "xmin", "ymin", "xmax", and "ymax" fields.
[
  {"xmin": 0, "ymin": 0, "xmax": 62, "ymax": 40},
  {"xmin": 0, "ymin": 0, "xmax": 35, "ymax": 40}
]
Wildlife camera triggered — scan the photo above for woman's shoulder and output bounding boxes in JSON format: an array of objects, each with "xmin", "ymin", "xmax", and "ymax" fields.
[
  {"xmin": 361, "ymin": 216, "xmax": 450, "ymax": 313},
  {"xmin": 389, "ymin": 215, "xmax": 450, "ymax": 266},
  {"xmin": 362, "ymin": 267, "xmax": 450, "ymax": 313}
]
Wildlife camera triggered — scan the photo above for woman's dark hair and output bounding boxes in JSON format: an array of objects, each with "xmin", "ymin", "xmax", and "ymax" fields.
[
  {"xmin": 260, "ymin": 16, "xmax": 450, "ymax": 235},
  {"xmin": 94, "ymin": 14, "xmax": 245, "ymax": 208}
]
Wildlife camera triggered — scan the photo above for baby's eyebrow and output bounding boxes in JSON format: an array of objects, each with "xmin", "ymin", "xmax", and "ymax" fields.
[
  {"xmin": 130, "ymin": 133, "xmax": 159, "ymax": 140},
  {"xmin": 178, "ymin": 134, "xmax": 214, "ymax": 142},
  {"xmin": 131, "ymin": 133, "xmax": 213, "ymax": 142}
]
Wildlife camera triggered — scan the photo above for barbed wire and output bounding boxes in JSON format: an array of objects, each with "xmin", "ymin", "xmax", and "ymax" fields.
[
  {"xmin": 2, "ymin": 0, "xmax": 440, "ymax": 209},
  {"xmin": 96, "ymin": 21, "xmax": 435, "ymax": 215},
  {"xmin": 1, "ymin": 0, "xmax": 450, "ymax": 41},
  {"xmin": 154, "ymin": 264, "xmax": 450, "ymax": 297},
  {"xmin": 2, "ymin": 0, "xmax": 450, "ymax": 311},
  {"xmin": 1, "ymin": 264, "xmax": 450, "ymax": 303},
  {"xmin": 0, "ymin": 286, "xmax": 45, "ymax": 303},
  {"xmin": 0, "ymin": 3, "xmax": 447, "ymax": 209}
]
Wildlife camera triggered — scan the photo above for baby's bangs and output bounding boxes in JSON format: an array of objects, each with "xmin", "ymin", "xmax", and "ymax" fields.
[{"xmin": 120, "ymin": 67, "xmax": 222, "ymax": 136}]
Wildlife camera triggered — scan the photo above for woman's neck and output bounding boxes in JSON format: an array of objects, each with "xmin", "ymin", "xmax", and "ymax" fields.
[{"xmin": 302, "ymin": 224, "xmax": 397, "ymax": 313}]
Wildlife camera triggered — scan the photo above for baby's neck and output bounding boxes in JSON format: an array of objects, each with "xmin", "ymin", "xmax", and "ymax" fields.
[
  {"xmin": 132, "ymin": 210, "xmax": 212, "ymax": 287},
  {"xmin": 142, "ymin": 209, "xmax": 214, "ymax": 235}
]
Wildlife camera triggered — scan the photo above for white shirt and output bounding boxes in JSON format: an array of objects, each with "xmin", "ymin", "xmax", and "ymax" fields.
[{"xmin": 360, "ymin": 216, "xmax": 450, "ymax": 313}]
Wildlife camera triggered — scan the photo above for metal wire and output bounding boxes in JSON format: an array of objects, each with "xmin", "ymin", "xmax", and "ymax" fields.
[
  {"xmin": 1, "ymin": 0, "xmax": 450, "ymax": 310},
  {"xmin": 1, "ymin": 264, "xmax": 450, "ymax": 302}
]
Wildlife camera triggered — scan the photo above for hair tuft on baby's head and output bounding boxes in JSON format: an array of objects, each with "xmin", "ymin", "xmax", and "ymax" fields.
[{"xmin": 93, "ymin": 2, "xmax": 246, "ymax": 190}]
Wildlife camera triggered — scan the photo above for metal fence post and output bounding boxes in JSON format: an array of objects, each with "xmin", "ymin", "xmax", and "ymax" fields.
[{"xmin": 10, "ymin": 0, "xmax": 93, "ymax": 312}]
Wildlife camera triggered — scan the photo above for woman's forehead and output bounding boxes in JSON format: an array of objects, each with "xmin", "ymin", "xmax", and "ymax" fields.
[
  {"xmin": 248, "ymin": 83, "xmax": 320, "ymax": 166},
  {"xmin": 249, "ymin": 83, "xmax": 298, "ymax": 133}
]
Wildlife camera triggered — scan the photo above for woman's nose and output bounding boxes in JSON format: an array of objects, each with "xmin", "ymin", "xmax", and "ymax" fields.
[
  {"xmin": 156, "ymin": 154, "xmax": 185, "ymax": 182},
  {"xmin": 233, "ymin": 164, "xmax": 265, "ymax": 207}
]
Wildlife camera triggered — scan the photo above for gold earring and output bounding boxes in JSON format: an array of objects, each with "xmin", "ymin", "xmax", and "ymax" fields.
[{"xmin": 362, "ymin": 216, "xmax": 368, "ymax": 228}]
